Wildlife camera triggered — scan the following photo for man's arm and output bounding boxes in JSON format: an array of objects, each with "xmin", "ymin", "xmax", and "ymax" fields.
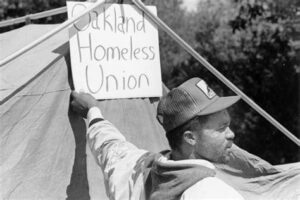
[{"xmin": 71, "ymin": 91, "xmax": 148, "ymax": 199}]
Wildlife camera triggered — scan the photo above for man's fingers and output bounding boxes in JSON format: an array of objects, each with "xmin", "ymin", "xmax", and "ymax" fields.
[
  {"xmin": 71, "ymin": 90, "xmax": 79, "ymax": 98},
  {"xmin": 70, "ymin": 100, "xmax": 78, "ymax": 111},
  {"xmin": 71, "ymin": 101, "xmax": 83, "ymax": 115}
]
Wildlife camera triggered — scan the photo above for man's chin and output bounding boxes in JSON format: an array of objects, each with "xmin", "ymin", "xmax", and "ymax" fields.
[
  {"xmin": 219, "ymin": 149, "xmax": 232, "ymax": 164},
  {"xmin": 222, "ymin": 155, "xmax": 231, "ymax": 163}
]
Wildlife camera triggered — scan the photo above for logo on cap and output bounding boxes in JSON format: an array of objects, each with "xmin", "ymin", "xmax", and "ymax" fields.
[{"xmin": 196, "ymin": 80, "xmax": 216, "ymax": 99}]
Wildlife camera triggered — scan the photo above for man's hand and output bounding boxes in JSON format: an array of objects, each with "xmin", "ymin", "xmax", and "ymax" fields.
[{"xmin": 71, "ymin": 91, "xmax": 98, "ymax": 118}]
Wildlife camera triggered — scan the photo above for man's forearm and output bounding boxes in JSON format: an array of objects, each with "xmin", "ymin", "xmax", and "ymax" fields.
[
  {"xmin": 86, "ymin": 107, "xmax": 127, "ymax": 166},
  {"xmin": 85, "ymin": 107, "xmax": 148, "ymax": 199}
]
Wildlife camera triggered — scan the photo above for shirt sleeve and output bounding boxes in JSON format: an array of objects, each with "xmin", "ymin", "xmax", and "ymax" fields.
[{"xmin": 86, "ymin": 107, "xmax": 148, "ymax": 200}]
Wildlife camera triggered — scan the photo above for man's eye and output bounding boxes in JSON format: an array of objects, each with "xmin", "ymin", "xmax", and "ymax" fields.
[{"xmin": 218, "ymin": 126, "xmax": 227, "ymax": 132}]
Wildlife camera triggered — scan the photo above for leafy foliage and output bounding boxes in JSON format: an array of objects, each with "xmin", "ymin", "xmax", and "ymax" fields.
[
  {"xmin": 0, "ymin": 0, "xmax": 65, "ymax": 20},
  {"xmin": 168, "ymin": 0, "xmax": 299, "ymax": 164},
  {"xmin": 144, "ymin": 0, "xmax": 195, "ymax": 80}
]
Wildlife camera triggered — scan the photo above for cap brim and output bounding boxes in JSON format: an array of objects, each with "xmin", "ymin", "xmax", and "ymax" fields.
[{"xmin": 197, "ymin": 96, "xmax": 240, "ymax": 116}]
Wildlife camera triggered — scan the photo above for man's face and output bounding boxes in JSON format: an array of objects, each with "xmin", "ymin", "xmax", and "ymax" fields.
[{"xmin": 192, "ymin": 110, "xmax": 234, "ymax": 163}]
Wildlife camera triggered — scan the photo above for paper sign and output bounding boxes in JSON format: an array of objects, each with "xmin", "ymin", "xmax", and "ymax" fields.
[{"xmin": 67, "ymin": 2, "xmax": 162, "ymax": 99}]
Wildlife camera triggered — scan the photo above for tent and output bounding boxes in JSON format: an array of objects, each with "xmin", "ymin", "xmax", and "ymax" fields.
[
  {"xmin": 0, "ymin": 24, "xmax": 169, "ymax": 199},
  {"xmin": 1, "ymin": 24, "xmax": 299, "ymax": 199}
]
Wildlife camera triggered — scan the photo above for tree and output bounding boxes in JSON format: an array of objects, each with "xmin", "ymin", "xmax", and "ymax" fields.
[
  {"xmin": 168, "ymin": 0, "xmax": 299, "ymax": 164},
  {"xmin": 228, "ymin": 0, "xmax": 299, "ymax": 164},
  {"xmin": 0, "ymin": 0, "xmax": 69, "ymax": 33},
  {"xmin": 144, "ymin": 0, "xmax": 197, "ymax": 81}
]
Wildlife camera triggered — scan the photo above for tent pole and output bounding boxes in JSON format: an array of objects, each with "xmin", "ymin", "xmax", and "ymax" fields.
[
  {"xmin": 0, "ymin": 0, "xmax": 109, "ymax": 67},
  {"xmin": 132, "ymin": 0, "xmax": 300, "ymax": 147}
]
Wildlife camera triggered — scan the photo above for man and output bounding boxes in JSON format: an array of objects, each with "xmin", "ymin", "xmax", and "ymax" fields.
[{"xmin": 71, "ymin": 77, "xmax": 244, "ymax": 199}]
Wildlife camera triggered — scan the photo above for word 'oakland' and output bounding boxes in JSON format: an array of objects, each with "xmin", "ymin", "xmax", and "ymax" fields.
[{"xmin": 71, "ymin": 4, "xmax": 146, "ymax": 34}]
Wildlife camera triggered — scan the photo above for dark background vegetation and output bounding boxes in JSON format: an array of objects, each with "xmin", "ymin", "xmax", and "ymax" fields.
[{"xmin": 1, "ymin": 0, "xmax": 299, "ymax": 164}]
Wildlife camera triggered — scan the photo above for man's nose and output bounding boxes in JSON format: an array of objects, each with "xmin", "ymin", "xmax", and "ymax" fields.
[{"xmin": 225, "ymin": 128, "xmax": 235, "ymax": 140}]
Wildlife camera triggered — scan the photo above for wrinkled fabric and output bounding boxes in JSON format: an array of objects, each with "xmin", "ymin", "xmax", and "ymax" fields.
[{"xmin": 216, "ymin": 145, "xmax": 300, "ymax": 199}]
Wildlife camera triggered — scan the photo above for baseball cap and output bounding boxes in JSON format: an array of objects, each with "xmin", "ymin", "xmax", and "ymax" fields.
[{"xmin": 157, "ymin": 77, "xmax": 240, "ymax": 132}]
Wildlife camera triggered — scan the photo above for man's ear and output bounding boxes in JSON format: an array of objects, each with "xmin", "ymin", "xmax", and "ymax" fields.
[{"xmin": 182, "ymin": 130, "xmax": 197, "ymax": 146}]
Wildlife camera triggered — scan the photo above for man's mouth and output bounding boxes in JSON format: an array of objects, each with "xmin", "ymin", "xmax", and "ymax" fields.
[{"xmin": 226, "ymin": 141, "xmax": 233, "ymax": 149}]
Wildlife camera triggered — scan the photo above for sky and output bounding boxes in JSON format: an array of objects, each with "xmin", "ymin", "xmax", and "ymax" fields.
[{"xmin": 182, "ymin": 0, "xmax": 199, "ymax": 11}]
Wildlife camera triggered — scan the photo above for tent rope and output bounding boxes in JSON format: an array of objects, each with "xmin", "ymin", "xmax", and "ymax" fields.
[
  {"xmin": 0, "ymin": 0, "xmax": 299, "ymax": 146},
  {"xmin": 132, "ymin": 0, "xmax": 300, "ymax": 147}
]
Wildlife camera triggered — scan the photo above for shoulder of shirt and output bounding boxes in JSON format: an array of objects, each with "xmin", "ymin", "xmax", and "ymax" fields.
[{"xmin": 157, "ymin": 156, "xmax": 215, "ymax": 170}]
